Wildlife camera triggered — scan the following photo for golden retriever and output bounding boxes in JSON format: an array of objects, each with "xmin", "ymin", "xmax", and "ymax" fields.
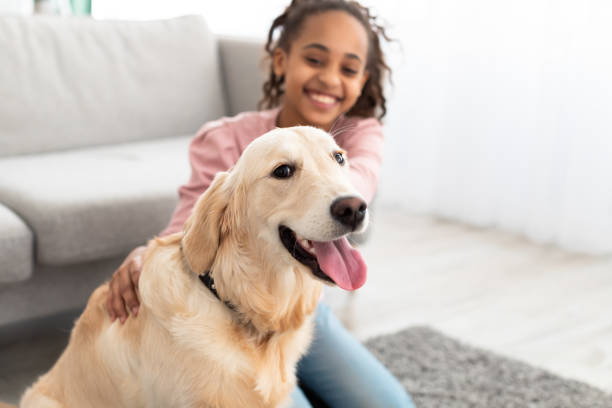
[{"xmin": 15, "ymin": 126, "xmax": 368, "ymax": 408}]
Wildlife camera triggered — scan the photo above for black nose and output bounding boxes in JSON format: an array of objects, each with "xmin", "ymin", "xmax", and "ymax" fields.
[{"xmin": 330, "ymin": 196, "xmax": 367, "ymax": 230}]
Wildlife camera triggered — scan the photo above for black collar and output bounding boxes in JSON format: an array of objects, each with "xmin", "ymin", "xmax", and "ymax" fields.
[
  {"xmin": 180, "ymin": 244, "xmax": 273, "ymax": 337},
  {"xmin": 200, "ymin": 270, "xmax": 275, "ymax": 340},
  {"xmin": 179, "ymin": 243, "xmax": 237, "ymax": 312},
  {"xmin": 198, "ymin": 271, "xmax": 236, "ymax": 311}
]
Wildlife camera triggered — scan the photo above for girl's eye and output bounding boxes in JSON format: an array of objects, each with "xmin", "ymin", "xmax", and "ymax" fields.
[
  {"xmin": 272, "ymin": 164, "xmax": 295, "ymax": 179},
  {"xmin": 343, "ymin": 67, "xmax": 358, "ymax": 75},
  {"xmin": 305, "ymin": 57, "xmax": 322, "ymax": 65},
  {"xmin": 334, "ymin": 152, "xmax": 345, "ymax": 165}
]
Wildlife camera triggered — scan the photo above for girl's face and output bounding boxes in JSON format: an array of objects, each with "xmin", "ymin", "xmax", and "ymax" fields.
[{"xmin": 274, "ymin": 10, "xmax": 370, "ymax": 131}]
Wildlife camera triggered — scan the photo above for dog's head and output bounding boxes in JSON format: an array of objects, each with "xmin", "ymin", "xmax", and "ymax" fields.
[{"xmin": 182, "ymin": 126, "xmax": 368, "ymax": 292}]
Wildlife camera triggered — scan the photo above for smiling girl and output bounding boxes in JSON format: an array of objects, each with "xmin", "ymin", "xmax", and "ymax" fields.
[{"xmin": 107, "ymin": 1, "xmax": 414, "ymax": 406}]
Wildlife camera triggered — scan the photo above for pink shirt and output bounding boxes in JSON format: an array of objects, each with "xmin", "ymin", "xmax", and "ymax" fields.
[{"xmin": 160, "ymin": 109, "xmax": 384, "ymax": 237}]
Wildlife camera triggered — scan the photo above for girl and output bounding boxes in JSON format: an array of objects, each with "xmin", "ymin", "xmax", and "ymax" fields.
[{"xmin": 107, "ymin": 1, "xmax": 414, "ymax": 406}]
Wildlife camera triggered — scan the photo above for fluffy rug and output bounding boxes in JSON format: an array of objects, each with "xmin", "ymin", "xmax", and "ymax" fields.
[{"xmin": 365, "ymin": 326, "xmax": 612, "ymax": 408}]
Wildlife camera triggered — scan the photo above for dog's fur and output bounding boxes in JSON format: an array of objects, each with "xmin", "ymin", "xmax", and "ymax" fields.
[{"xmin": 15, "ymin": 126, "xmax": 367, "ymax": 408}]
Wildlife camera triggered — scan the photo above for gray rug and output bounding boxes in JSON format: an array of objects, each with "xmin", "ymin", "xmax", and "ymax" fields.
[{"xmin": 365, "ymin": 326, "xmax": 612, "ymax": 408}]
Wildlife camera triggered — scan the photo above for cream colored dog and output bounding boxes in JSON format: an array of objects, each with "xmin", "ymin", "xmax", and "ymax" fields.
[{"xmin": 16, "ymin": 126, "xmax": 368, "ymax": 408}]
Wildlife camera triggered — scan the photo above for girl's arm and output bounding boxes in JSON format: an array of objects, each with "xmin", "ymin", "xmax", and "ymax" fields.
[
  {"xmin": 160, "ymin": 125, "xmax": 241, "ymax": 236},
  {"xmin": 337, "ymin": 117, "xmax": 385, "ymax": 203}
]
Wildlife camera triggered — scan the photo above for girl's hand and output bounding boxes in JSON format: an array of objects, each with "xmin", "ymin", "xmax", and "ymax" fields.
[{"xmin": 106, "ymin": 246, "xmax": 146, "ymax": 324}]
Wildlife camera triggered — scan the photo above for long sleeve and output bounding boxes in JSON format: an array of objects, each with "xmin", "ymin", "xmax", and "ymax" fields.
[
  {"xmin": 335, "ymin": 117, "xmax": 384, "ymax": 203},
  {"xmin": 159, "ymin": 124, "xmax": 241, "ymax": 237}
]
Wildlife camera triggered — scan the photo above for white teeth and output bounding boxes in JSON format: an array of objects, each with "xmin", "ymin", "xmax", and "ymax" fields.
[
  {"xmin": 310, "ymin": 92, "xmax": 336, "ymax": 104},
  {"xmin": 298, "ymin": 238, "xmax": 316, "ymax": 254}
]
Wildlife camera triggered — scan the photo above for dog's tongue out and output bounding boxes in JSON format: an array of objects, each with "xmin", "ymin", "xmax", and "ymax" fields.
[{"xmin": 312, "ymin": 237, "xmax": 367, "ymax": 290}]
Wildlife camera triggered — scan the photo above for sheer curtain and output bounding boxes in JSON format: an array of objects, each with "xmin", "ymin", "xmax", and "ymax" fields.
[{"xmin": 378, "ymin": 0, "xmax": 612, "ymax": 254}]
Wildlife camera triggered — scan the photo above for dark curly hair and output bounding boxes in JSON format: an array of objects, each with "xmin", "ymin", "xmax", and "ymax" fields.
[{"xmin": 259, "ymin": 0, "xmax": 392, "ymax": 120}]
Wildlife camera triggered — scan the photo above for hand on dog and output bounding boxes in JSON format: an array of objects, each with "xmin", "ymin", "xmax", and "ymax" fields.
[{"xmin": 106, "ymin": 246, "xmax": 145, "ymax": 324}]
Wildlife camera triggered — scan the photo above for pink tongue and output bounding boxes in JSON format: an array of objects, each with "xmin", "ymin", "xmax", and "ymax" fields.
[{"xmin": 312, "ymin": 237, "xmax": 367, "ymax": 291}]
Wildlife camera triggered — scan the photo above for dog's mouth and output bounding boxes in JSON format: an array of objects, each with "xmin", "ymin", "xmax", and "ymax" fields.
[{"xmin": 278, "ymin": 225, "xmax": 367, "ymax": 291}]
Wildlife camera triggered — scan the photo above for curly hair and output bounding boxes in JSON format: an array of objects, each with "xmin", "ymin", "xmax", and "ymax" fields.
[{"xmin": 259, "ymin": 0, "xmax": 393, "ymax": 120}]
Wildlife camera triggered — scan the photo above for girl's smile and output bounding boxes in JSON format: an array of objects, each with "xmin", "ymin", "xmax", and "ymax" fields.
[
  {"xmin": 306, "ymin": 89, "xmax": 341, "ymax": 107},
  {"xmin": 274, "ymin": 10, "xmax": 370, "ymax": 131}
]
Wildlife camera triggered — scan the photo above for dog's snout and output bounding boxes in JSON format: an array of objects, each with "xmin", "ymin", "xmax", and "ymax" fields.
[{"xmin": 330, "ymin": 196, "xmax": 367, "ymax": 230}]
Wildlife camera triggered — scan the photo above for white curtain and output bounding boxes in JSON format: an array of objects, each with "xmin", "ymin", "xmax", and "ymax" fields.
[{"xmin": 378, "ymin": 0, "xmax": 612, "ymax": 255}]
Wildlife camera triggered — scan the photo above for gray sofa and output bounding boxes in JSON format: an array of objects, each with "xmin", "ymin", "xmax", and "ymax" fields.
[{"xmin": 0, "ymin": 15, "xmax": 266, "ymax": 336}]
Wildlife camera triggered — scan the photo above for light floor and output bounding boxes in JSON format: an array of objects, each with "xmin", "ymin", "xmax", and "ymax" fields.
[
  {"xmin": 325, "ymin": 205, "xmax": 612, "ymax": 392},
  {"xmin": 1, "ymin": 205, "xmax": 611, "ymax": 404}
]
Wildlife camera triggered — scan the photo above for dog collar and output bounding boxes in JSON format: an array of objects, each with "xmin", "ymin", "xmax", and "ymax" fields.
[
  {"xmin": 180, "ymin": 243, "xmax": 275, "ymax": 339},
  {"xmin": 179, "ymin": 243, "xmax": 237, "ymax": 312},
  {"xmin": 198, "ymin": 271, "xmax": 236, "ymax": 311}
]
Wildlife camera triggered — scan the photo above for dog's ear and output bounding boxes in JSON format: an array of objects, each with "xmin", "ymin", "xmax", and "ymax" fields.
[{"xmin": 182, "ymin": 171, "xmax": 231, "ymax": 275}]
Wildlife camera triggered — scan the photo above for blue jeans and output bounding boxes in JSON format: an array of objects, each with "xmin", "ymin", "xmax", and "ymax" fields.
[{"xmin": 290, "ymin": 303, "xmax": 415, "ymax": 408}]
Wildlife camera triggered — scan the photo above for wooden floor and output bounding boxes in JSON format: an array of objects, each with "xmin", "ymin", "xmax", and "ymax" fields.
[{"xmin": 325, "ymin": 205, "xmax": 612, "ymax": 392}]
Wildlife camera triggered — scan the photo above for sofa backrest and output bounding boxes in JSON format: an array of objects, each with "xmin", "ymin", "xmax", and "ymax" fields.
[
  {"xmin": 0, "ymin": 15, "xmax": 226, "ymax": 157},
  {"xmin": 217, "ymin": 36, "xmax": 268, "ymax": 117}
]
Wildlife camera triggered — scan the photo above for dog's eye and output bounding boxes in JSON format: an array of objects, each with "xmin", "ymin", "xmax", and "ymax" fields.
[
  {"xmin": 334, "ymin": 152, "xmax": 345, "ymax": 165},
  {"xmin": 272, "ymin": 164, "xmax": 294, "ymax": 179}
]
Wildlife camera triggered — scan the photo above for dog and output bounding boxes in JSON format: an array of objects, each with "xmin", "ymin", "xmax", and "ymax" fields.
[{"xmin": 15, "ymin": 126, "xmax": 368, "ymax": 408}]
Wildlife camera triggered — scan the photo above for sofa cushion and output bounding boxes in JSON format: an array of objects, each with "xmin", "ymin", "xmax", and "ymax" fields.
[
  {"xmin": 0, "ymin": 204, "xmax": 33, "ymax": 283},
  {"xmin": 0, "ymin": 136, "xmax": 191, "ymax": 266},
  {"xmin": 0, "ymin": 15, "xmax": 225, "ymax": 157},
  {"xmin": 218, "ymin": 37, "xmax": 267, "ymax": 116}
]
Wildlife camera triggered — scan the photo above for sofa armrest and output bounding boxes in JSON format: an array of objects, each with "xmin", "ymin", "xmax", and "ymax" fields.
[
  {"xmin": 218, "ymin": 36, "xmax": 268, "ymax": 116},
  {"xmin": 0, "ymin": 203, "xmax": 33, "ymax": 283}
]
